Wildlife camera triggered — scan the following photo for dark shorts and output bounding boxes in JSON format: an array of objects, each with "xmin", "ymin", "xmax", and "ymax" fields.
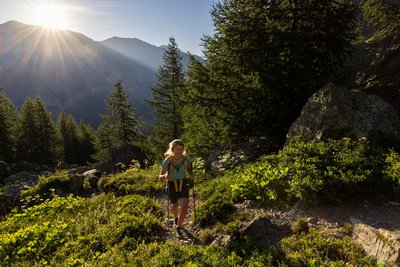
[{"xmin": 167, "ymin": 180, "xmax": 189, "ymax": 203}]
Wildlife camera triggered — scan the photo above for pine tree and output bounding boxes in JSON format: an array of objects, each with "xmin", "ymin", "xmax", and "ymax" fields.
[
  {"xmin": 184, "ymin": 0, "xmax": 356, "ymax": 150},
  {"xmin": 16, "ymin": 97, "xmax": 60, "ymax": 164},
  {"xmin": 57, "ymin": 112, "xmax": 80, "ymax": 164},
  {"xmin": 0, "ymin": 88, "xmax": 18, "ymax": 162},
  {"xmin": 76, "ymin": 120, "xmax": 97, "ymax": 164},
  {"xmin": 146, "ymin": 37, "xmax": 185, "ymax": 152},
  {"xmin": 98, "ymin": 81, "xmax": 141, "ymax": 149}
]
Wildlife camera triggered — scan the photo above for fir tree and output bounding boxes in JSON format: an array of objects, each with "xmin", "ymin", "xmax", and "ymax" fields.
[
  {"xmin": 146, "ymin": 37, "xmax": 185, "ymax": 152},
  {"xmin": 184, "ymin": 0, "xmax": 356, "ymax": 150},
  {"xmin": 0, "ymin": 88, "xmax": 18, "ymax": 162},
  {"xmin": 16, "ymin": 97, "xmax": 60, "ymax": 164},
  {"xmin": 76, "ymin": 120, "xmax": 97, "ymax": 164},
  {"xmin": 57, "ymin": 112, "xmax": 79, "ymax": 164},
  {"xmin": 98, "ymin": 81, "xmax": 141, "ymax": 149}
]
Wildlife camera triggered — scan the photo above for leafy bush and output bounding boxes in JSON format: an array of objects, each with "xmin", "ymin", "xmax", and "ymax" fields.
[
  {"xmin": 0, "ymin": 194, "xmax": 163, "ymax": 266},
  {"xmin": 20, "ymin": 170, "xmax": 72, "ymax": 202},
  {"xmin": 232, "ymin": 138, "xmax": 388, "ymax": 205},
  {"xmin": 281, "ymin": 229, "xmax": 376, "ymax": 266},
  {"xmin": 129, "ymin": 241, "xmax": 280, "ymax": 266},
  {"xmin": 98, "ymin": 166, "xmax": 164, "ymax": 196},
  {"xmin": 383, "ymin": 150, "xmax": 400, "ymax": 198},
  {"xmin": 196, "ymin": 192, "xmax": 236, "ymax": 227}
]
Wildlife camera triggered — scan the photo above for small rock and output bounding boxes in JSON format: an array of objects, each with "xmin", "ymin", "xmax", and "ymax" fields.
[
  {"xmin": 83, "ymin": 169, "xmax": 101, "ymax": 178},
  {"xmin": 211, "ymin": 234, "xmax": 232, "ymax": 246},
  {"xmin": 388, "ymin": 201, "xmax": 400, "ymax": 207},
  {"xmin": 307, "ymin": 217, "xmax": 318, "ymax": 225}
]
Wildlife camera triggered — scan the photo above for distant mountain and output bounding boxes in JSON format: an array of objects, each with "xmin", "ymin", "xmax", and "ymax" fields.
[
  {"xmin": 101, "ymin": 37, "xmax": 204, "ymax": 71},
  {"xmin": 0, "ymin": 21, "xmax": 158, "ymax": 128}
]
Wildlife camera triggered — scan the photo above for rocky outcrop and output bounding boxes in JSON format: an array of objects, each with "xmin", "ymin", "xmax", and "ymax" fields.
[
  {"xmin": 3, "ymin": 171, "xmax": 39, "ymax": 188},
  {"xmin": 352, "ymin": 223, "xmax": 400, "ymax": 266},
  {"xmin": 333, "ymin": 30, "xmax": 400, "ymax": 116},
  {"xmin": 0, "ymin": 172, "xmax": 39, "ymax": 214},
  {"xmin": 239, "ymin": 216, "xmax": 291, "ymax": 245},
  {"xmin": 207, "ymin": 137, "xmax": 277, "ymax": 174},
  {"xmin": 286, "ymin": 83, "xmax": 400, "ymax": 148},
  {"xmin": 83, "ymin": 169, "xmax": 101, "ymax": 193}
]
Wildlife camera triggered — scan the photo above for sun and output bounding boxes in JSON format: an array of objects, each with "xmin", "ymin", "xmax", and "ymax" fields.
[{"xmin": 33, "ymin": 3, "xmax": 68, "ymax": 29}]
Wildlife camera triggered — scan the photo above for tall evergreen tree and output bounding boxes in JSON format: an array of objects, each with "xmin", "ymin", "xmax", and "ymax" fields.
[
  {"xmin": 146, "ymin": 37, "xmax": 185, "ymax": 152},
  {"xmin": 16, "ymin": 97, "xmax": 60, "ymax": 164},
  {"xmin": 184, "ymin": 0, "xmax": 356, "ymax": 151},
  {"xmin": 0, "ymin": 88, "xmax": 18, "ymax": 162},
  {"xmin": 57, "ymin": 112, "xmax": 80, "ymax": 164},
  {"xmin": 98, "ymin": 81, "xmax": 141, "ymax": 149},
  {"xmin": 76, "ymin": 120, "xmax": 97, "ymax": 164}
]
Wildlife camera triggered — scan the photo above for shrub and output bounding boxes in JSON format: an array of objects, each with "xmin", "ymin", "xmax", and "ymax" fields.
[
  {"xmin": 0, "ymin": 194, "xmax": 163, "ymax": 266},
  {"xmin": 231, "ymin": 138, "xmax": 388, "ymax": 205},
  {"xmin": 98, "ymin": 166, "xmax": 164, "ymax": 196},
  {"xmin": 281, "ymin": 229, "xmax": 376, "ymax": 266},
  {"xmin": 20, "ymin": 170, "xmax": 72, "ymax": 203},
  {"xmin": 383, "ymin": 150, "xmax": 400, "ymax": 199},
  {"xmin": 129, "ymin": 241, "xmax": 280, "ymax": 266},
  {"xmin": 195, "ymin": 192, "xmax": 236, "ymax": 227}
]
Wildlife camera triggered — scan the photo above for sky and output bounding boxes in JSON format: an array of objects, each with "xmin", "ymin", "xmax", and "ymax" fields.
[{"xmin": 0, "ymin": 0, "xmax": 217, "ymax": 56}]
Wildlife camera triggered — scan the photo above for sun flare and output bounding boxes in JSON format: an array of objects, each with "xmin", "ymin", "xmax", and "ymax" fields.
[{"xmin": 33, "ymin": 3, "xmax": 68, "ymax": 29}]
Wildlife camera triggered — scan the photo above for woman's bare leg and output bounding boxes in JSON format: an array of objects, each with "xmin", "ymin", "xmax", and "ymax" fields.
[{"xmin": 177, "ymin": 198, "xmax": 189, "ymax": 227}]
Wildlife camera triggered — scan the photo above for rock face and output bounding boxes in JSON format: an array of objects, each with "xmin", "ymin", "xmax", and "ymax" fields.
[
  {"xmin": 239, "ymin": 216, "xmax": 291, "ymax": 245},
  {"xmin": 286, "ymin": 83, "xmax": 400, "ymax": 147},
  {"xmin": 333, "ymin": 30, "xmax": 400, "ymax": 116},
  {"xmin": 352, "ymin": 223, "xmax": 400, "ymax": 266},
  {"xmin": 0, "ymin": 172, "xmax": 39, "ymax": 214},
  {"xmin": 83, "ymin": 169, "xmax": 102, "ymax": 193}
]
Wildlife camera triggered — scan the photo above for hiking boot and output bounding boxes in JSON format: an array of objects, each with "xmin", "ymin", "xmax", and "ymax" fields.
[{"xmin": 175, "ymin": 227, "xmax": 183, "ymax": 237}]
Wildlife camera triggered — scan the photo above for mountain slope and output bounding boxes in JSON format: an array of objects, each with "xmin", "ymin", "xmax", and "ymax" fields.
[
  {"xmin": 0, "ymin": 21, "xmax": 156, "ymax": 127},
  {"xmin": 101, "ymin": 36, "xmax": 204, "ymax": 71}
]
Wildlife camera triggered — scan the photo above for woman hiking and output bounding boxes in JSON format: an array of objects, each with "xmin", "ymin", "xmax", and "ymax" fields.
[{"xmin": 159, "ymin": 139, "xmax": 194, "ymax": 233}]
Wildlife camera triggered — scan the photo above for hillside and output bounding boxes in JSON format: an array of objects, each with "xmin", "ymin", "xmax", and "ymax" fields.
[
  {"xmin": 0, "ymin": 21, "xmax": 156, "ymax": 127},
  {"xmin": 2, "ymin": 137, "xmax": 400, "ymax": 265},
  {"xmin": 101, "ymin": 36, "xmax": 204, "ymax": 71}
]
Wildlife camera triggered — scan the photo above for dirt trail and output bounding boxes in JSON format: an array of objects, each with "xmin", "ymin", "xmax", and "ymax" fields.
[{"xmin": 154, "ymin": 190, "xmax": 400, "ymax": 245}]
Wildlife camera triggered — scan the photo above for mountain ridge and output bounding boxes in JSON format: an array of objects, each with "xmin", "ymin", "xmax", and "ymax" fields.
[{"xmin": 0, "ymin": 20, "xmax": 203, "ymax": 127}]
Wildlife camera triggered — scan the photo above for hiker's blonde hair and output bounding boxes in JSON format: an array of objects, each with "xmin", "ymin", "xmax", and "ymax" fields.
[{"xmin": 164, "ymin": 139, "xmax": 186, "ymax": 158}]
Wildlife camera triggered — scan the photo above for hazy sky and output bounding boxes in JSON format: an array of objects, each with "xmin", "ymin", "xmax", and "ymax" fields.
[{"xmin": 0, "ymin": 0, "xmax": 217, "ymax": 56}]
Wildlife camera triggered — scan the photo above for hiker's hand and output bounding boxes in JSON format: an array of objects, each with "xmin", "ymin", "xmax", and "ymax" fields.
[{"xmin": 161, "ymin": 174, "xmax": 170, "ymax": 181}]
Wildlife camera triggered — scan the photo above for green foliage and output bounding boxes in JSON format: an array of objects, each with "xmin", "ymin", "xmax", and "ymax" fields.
[
  {"xmin": 0, "ymin": 194, "xmax": 163, "ymax": 266},
  {"xmin": 0, "ymin": 89, "xmax": 18, "ymax": 162},
  {"xmin": 363, "ymin": 0, "xmax": 400, "ymax": 40},
  {"xmin": 291, "ymin": 216, "xmax": 310, "ymax": 236},
  {"xmin": 57, "ymin": 113, "xmax": 97, "ymax": 165},
  {"xmin": 231, "ymin": 164, "xmax": 289, "ymax": 204},
  {"xmin": 98, "ymin": 165, "xmax": 164, "ymax": 196},
  {"xmin": 16, "ymin": 97, "xmax": 61, "ymax": 165},
  {"xmin": 20, "ymin": 171, "xmax": 74, "ymax": 205},
  {"xmin": 281, "ymin": 229, "xmax": 376, "ymax": 266},
  {"xmin": 97, "ymin": 81, "xmax": 142, "ymax": 156},
  {"xmin": 383, "ymin": 150, "xmax": 400, "ymax": 198},
  {"xmin": 196, "ymin": 192, "xmax": 236, "ymax": 227},
  {"xmin": 232, "ymin": 138, "xmax": 389, "ymax": 205},
  {"xmin": 184, "ymin": 0, "xmax": 356, "ymax": 149},
  {"xmin": 130, "ymin": 241, "xmax": 279, "ymax": 266},
  {"xmin": 146, "ymin": 37, "xmax": 185, "ymax": 154}
]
